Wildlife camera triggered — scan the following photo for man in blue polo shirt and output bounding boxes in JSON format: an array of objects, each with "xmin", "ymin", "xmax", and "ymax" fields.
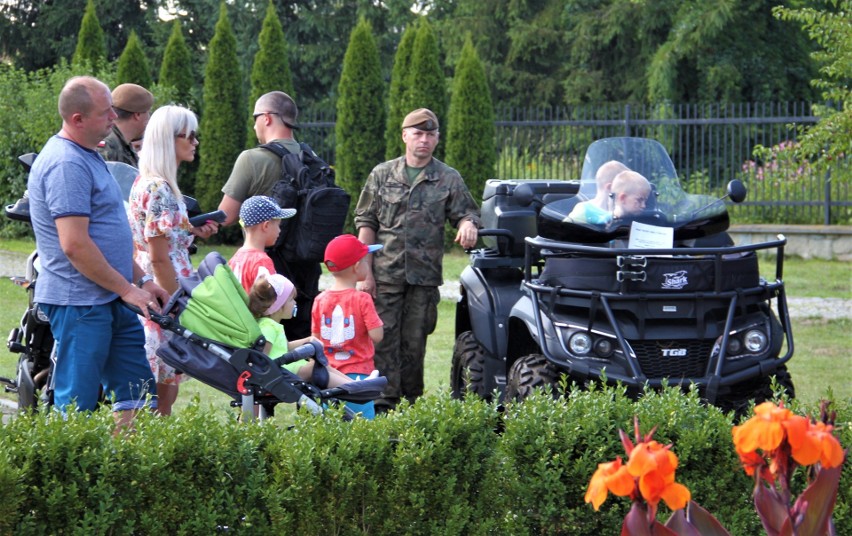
[{"xmin": 27, "ymin": 76, "xmax": 170, "ymax": 426}]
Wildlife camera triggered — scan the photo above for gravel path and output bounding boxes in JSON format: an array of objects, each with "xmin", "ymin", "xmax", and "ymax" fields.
[{"xmin": 2, "ymin": 249, "xmax": 848, "ymax": 319}]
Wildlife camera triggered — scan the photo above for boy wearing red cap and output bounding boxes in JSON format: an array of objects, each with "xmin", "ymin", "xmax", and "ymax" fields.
[{"xmin": 311, "ymin": 234, "xmax": 384, "ymax": 418}]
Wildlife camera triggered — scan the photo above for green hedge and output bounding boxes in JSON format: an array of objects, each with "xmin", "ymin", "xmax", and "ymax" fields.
[{"xmin": 0, "ymin": 387, "xmax": 849, "ymax": 535}]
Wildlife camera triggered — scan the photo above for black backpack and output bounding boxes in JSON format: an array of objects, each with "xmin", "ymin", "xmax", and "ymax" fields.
[{"xmin": 262, "ymin": 142, "xmax": 351, "ymax": 263}]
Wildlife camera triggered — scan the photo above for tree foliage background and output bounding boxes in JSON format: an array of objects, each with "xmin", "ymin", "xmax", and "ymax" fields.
[
  {"xmin": 404, "ymin": 18, "xmax": 448, "ymax": 161},
  {"xmin": 0, "ymin": 0, "xmax": 823, "ymax": 109},
  {"xmin": 246, "ymin": 1, "xmax": 294, "ymax": 148},
  {"xmin": 335, "ymin": 18, "xmax": 387, "ymax": 232},
  {"xmin": 159, "ymin": 21, "xmax": 194, "ymax": 107},
  {"xmin": 195, "ymin": 3, "xmax": 244, "ymax": 213},
  {"xmin": 116, "ymin": 31, "xmax": 153, "ymax": 88},
  {"xmin": 446, "ymin": 36, "xmax": 495, "ymax": 206},
  {"xmin": 72, "ymin": 0, "xmax": 107, "ymax": 70},
  {"xmin": 774, "ymin": 0, "xmax": 852, "ymax": 162},
  {"xmin": 0, "ymin": 0, "xmax": 848, "ymax": 236},
  {"xmin": 385, "ymin": 22, "xmax": 418, "ymax": 160},
  {"xmin": 1, "ymin": 0, "xmax": 155, "ymax": 72}
]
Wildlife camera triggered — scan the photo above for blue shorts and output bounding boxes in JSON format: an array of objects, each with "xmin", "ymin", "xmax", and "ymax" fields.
[
  {"xmin": 42, "ymin": 300, "xmax": 157, "ymax": 412},
  {"xmin": 345, "ymin": 373, "xmax": 375, "ymax": 420}
]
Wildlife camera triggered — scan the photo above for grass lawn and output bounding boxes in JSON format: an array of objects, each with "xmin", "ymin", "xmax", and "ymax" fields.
[{"xmin": 1, "ymin": 241, "xmax": 848, "ymax": 415}]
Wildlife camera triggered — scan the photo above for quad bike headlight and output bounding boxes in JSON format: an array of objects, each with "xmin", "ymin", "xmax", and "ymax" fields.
[
  {"xmin": 725, "ymin": 337, "xmax": 742, "ymax": 355},
  {"xmin": 744, "ymin": 329, "xmax": 768, "ymax": 353},
  {"xmin": 593, "ymin": 338, "xmax": 615, "ymax": 358},
  {"xmin": 559, "ymin": 325, "xmax": 619, "ymax": 360},
  {"xmin": 715, "ymin": 316, "xmax": 776, "ymax": 361},
  {"xmin": 568, "ymin": 332, "xmax": 593, "ymax": 355}
]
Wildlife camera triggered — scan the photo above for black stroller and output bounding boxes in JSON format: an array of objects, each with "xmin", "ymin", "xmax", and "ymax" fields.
[{"xmin": 149, "ymin": 252, "xmax": 387, "ymax": 421}]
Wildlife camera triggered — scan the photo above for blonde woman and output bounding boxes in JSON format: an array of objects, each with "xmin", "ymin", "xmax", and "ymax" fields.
[{"xmin": 127, "ymin": 105, "xmax": 218, "ymax": 415}]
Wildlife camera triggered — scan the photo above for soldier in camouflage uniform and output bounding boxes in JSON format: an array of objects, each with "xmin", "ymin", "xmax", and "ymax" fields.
[
  {"xmin": 98, "ymin": 83, "xmax": 153, "ymax": 167},
  {"xmin": 355, "ymin": 108, "xmax": 480, "ymax": 413}
]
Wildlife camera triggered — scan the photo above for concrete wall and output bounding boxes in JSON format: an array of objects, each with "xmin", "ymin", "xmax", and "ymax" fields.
[{"xmin": 730, "ymin": 225, "xmax": 852, "ymax": 261}]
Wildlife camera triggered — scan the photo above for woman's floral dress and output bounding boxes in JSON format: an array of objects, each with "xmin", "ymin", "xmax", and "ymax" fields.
[{"xmin": 128, "ymin": 176, "xmax": 194, "ymax": 384}]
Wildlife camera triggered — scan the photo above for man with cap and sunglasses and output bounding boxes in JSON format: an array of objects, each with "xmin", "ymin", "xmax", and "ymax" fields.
[
  {"xmin": 354, "ymin": 108, "xmax": 481, "ymax": 413},
  {"xmin": 98, "ymin": 83, "xmax": 153, "ymax": 167},
  {"xmin": 219, "ymin": 91, "xmax": 323, "ymax": 342}
]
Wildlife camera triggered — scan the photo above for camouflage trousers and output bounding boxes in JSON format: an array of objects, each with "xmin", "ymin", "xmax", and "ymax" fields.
[{"xmin": 372, "ymin": 283, "xmax": 440, "ymax": 411}]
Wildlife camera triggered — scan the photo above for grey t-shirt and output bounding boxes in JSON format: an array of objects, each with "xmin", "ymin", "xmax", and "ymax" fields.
[{"xmin": 28, "ymin": 135, "xmax": 134, "ymax": 305}]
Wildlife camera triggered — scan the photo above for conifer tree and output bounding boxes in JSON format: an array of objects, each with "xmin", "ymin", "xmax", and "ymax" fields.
[
  {"xmin": 403, "ymin": 17, "xmax": 447, "ymax": 160},
  {"xmin": 160, "ymin": 20, "xmax": 198, "ymax": 196},
  {"xmin": 446, "ymin": 36, "xmax": 495, "ymax": 206},
  {"xmin": 116, "ymin": 31, "xmax": 152, "ymax": 88},
  {"xmin": 160, "ymin": 20, "xmax": 194, "ymax": 106},
  {"xmin": 196, "ymin": 3, "xmax": 244, "ymax": 213},
  {"xmin": 384, "ymin": 21, "xmax": 417, "ymax": 160},
  {"xmin": 247, "ymin": 1, "xmax": 294, "ymax": 148},
  {"xmin": 335, "ymin": 18, "xmax": 385, "ymax": 232},
  {"xmin": 72, "ymin": 0, "xmax": 106, "ymax": 70}
]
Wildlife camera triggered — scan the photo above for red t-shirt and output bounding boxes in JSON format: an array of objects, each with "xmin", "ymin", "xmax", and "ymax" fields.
[
  {"xmin": 228, "ymin": 247, "xmax": 275, "ymax": 293},
  {"xmin": 311, "ymin": 288, "xmax": 383, "ymax": 375}
]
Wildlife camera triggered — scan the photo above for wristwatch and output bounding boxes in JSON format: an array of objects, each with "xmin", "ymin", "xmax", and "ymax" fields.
[{"xmin": 136, "ymin": 274, "xmax": 154, "ymax": 288}]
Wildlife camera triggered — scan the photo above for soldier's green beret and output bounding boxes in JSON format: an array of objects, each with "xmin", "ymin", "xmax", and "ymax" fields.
[
  {"xmin": 112, "ymin": 84, "xmax": 153, "ymax": 113},
  {"xmin": 402, "ymin": 108, "xmax": 439, "ymax": 131}
]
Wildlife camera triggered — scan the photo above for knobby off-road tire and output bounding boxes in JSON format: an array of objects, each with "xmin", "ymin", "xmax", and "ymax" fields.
[
  {"xmin": 716, "ymin": 365, "xmax": 795, "ymax": 417},
  {"xmin": 505, "ymin": 353, "xmax": 561, "ymax": 402},
  {"xmin": 450, "ymin": 331, "xmax": 490, "ymax": 400}
]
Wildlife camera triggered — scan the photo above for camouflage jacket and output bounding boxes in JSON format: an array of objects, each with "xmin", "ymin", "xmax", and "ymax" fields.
[
  {"xmin": 98, "ymin": 126, "xmax": 138, "ymax": 167},
  {"xmin": 355, "ymin": 156, "xmax": 480, "ymax": 286}
]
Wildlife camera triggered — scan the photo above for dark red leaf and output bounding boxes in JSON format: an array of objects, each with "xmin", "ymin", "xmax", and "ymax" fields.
[
  {"xmin": 623, "ymin": 501, "xmax": 678, "ymax": 536},
  {"xmin": 754, "ymin": 484, "xmax": 789, "ymax": 536},
  {"xmin": 792, "ymin": 464, "xmax": 842, "ymax": 536}
]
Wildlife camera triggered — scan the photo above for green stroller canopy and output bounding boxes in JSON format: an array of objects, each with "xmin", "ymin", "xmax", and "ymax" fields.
[{"xmin": 178, "ymin": 253, "xmax": 262, "ymax": 349}]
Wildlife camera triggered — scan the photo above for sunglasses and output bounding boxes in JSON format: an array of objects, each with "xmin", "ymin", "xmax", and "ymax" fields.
[
  {"xmin": 176, "ymin": 131, "xmax": 199, "ymax": 143},
  {"xmin": 253, "ymin": 111, "xmax": 284, "ymax": 120},
  {"xmin": 253, "ymin": 111, "xmax": 296, "ymax": 129}
]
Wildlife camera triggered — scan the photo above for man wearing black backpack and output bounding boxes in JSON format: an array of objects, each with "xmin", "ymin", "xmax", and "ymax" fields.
[{"xmin": 219, "ymin": 91, "xmax": 333, "ymax": 340}]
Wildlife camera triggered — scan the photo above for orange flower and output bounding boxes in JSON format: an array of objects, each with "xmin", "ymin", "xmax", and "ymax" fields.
[
  {"xmin": 627, "ymin": 440, "xmax": 678, "ymax": 477},
  {"xmin": 736, "ymin": 448, "xmax": 776, "ymax": 484},
  {"xmin": 627, "ymin": 440, "xmax": 691, "ymax": 510},
  {"xmin": 585, "ymin": 457, "xmax": 636, "ymax": 510},
  {"xmin": 732, "ymin": 401, "xmax": 793, "ymax": 454},
  {"xmin": 658, "ymin": 481, "xmax": 691, "ymax": 511},
  {"xmin": 785, "ymin": 417, "xmax": 845, "ymax": 468}
]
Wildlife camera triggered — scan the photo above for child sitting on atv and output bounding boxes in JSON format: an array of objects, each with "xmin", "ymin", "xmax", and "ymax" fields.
[{"xmin": 611, "ymin": 170, "xmax": 651, "ymax": 219}]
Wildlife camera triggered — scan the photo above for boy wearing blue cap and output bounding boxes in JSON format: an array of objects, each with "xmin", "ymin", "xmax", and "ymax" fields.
[
  {"xmin": 228, "ymin": 196, "xmax": 296, "ymax": 292},
  {"xmin": 311, "ymin": 234, "xmax": 384, "ymax": 418}
]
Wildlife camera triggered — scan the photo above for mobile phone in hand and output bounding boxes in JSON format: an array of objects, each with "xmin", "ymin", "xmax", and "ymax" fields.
[{"xmin": 189, "ymin": 210, "xmax": 226, "ymax": 227}]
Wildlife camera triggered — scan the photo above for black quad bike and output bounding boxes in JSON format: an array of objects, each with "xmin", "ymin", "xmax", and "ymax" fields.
[{"xmin": 451, "ymin": 137, "xmax": 794, "ymax": 414}]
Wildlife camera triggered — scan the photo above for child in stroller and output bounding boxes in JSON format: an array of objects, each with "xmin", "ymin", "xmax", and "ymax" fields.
[
  {"xmin": 149, "ymin": 252, "xmax": 387, "ymax": 420},
  {"xmin": 247, "ymin": 267, "xmax": 378, "ymax": 389}
]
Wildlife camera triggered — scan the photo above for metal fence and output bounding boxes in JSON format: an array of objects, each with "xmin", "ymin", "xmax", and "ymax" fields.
[{"xmin": 298, "ymin": 102, "xmax": 851, "ymax": 225}]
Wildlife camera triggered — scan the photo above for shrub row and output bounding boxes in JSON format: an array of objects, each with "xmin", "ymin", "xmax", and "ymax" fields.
[{"xmin": 0, "ymin": 386, "xmax": 849, "ymax": 535}]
